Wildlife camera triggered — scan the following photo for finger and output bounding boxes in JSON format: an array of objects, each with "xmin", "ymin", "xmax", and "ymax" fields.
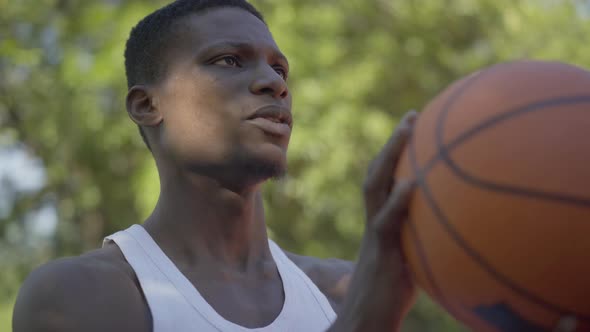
[
  {"xmin": 372, "ymin": 180, "xmax": 415, "ymax": 242},
  {"xmin": 369, "ymin": 110, "xmax": 416, "ymax": 178},
  {"xmin": 364, "ymin": 111, "xmax": 417, "ymax": 212},
  {"xmin": 366, "ymin": 110, "xmax": 417, "ymax": 180},
  {"xmin": 554, "ymin": 316, "xmax": 577, "ymax": 332}
]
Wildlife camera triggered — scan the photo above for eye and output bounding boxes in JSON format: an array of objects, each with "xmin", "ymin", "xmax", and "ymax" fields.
[
  {"xmin": 274, "ymin": 66, "xmax": 288, "ymax": 80},
  {"xmin": 212, "ymin": 55, "xmax": 241, "ymax": 67}
]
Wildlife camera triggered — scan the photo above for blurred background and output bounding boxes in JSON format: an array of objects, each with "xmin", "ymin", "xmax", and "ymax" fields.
[{"xmin": 1, "ymin": 0, "xmax": 589, "ymax": 330}]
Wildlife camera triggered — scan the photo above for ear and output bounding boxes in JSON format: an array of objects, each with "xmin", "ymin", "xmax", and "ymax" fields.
[{"xmin": 126, "ymin": 85, "xmax": 163, "ymax": 127}]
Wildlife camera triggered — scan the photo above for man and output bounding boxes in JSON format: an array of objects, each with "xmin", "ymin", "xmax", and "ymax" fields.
[
  {"xmin": 13, "ymin": 1, "xmax": 417, "ymax": 331},
  {"xmin": 11, "ymin": 1, "xmax": 577, "ymax": 331}
]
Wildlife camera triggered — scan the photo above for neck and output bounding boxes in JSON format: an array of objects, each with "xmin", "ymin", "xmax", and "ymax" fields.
[{"xmin": 143, "ymin": 171, "xmax": 273, "ymax": 278}]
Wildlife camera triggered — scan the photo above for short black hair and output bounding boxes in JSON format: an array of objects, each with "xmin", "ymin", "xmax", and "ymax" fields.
[{"xmin": 124, "ymin": 0, "xmax": 266, "ymax": 150}]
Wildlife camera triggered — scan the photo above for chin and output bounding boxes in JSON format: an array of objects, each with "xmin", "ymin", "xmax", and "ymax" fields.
[
  {"xmin": 240, "ymin": 157, "xmax": 287, "ymax": 182},
  {"xmin": 222, "ymin": 142, "xmax": 288, "ymax": 187}
]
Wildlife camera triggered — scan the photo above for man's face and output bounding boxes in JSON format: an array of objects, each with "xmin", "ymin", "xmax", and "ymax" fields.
[{"xmin": 153, "ymin": 7, "xmax": 292, "ymax": 182}]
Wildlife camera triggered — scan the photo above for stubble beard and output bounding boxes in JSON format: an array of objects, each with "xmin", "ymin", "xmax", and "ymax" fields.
[
  {"xmin": 237, "ymin": 155, "xmax": 287, "ymax": 183},
  {"xmin": 183, "ymin": 151, "xmax": 287, "ymax": 189}
]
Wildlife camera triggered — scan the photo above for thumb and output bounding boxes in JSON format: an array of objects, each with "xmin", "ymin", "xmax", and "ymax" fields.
[{"xmin": 372, "ymin": 180, "xmax": 415, "ymax": 243}]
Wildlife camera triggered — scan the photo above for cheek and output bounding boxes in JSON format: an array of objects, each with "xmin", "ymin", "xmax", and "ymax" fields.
[
  {"xmin": 159, "ymin": 79, "xmax": 240, "ymax": 160},
  {"xmin": 160, "ymin": 111, "xmax": 235, "ymax": 163}
]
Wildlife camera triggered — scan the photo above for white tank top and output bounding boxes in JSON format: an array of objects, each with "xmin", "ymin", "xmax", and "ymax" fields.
[{"xmin": 103, "ymin": 225, "xmax": 337, "ymax": 332}]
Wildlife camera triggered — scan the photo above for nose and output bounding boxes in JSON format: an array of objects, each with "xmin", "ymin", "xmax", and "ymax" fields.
[{"xmin": 249, "ymin": 64, "xmax": 289, "ymax": 99}]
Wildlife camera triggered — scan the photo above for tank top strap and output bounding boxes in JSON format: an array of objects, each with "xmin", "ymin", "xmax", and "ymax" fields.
[{"xmin": 104, "ymin": 225, "xmax": 193, "ymax": 331}]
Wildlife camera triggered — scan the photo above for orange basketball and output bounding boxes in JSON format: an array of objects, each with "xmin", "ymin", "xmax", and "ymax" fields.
[{"xmin": 396, "ymin": 60, "xmax": 590, "ymax": 332}]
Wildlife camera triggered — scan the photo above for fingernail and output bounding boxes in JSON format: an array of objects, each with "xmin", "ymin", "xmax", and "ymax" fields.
[{"xmin": 555, "ymin": 316, "xmax": 577, "ymax": 331}]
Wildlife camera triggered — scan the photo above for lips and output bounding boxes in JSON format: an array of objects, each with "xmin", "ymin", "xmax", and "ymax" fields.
[
  {"xmin": 246, "ymin": 105, "xmax": 293, "ymax": 137},
  {"xmin": 247, "ymin": 105, "xmax": 292, "ymax": 127},
  {"xmin": 246, "ymin": 117, "xmax": 292, "ymax": 136}
]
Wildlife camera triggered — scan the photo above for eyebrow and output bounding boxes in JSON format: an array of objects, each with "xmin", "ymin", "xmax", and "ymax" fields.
[{"xmin": 199, "ymin": 41, "xmax": 289, "ymax": 67}]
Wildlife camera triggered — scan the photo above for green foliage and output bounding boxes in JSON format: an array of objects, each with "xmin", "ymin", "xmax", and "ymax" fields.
[
  {"xmin": 1, "ymin": 0, "xmax": 589, "ymax": 331},
  {"xmin": 1, "ymin": 296, "xmax": 15, "ymax": 332}
]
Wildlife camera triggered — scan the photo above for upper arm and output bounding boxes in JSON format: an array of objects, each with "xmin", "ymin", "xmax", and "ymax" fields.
[
  {"xmin": 316, "ymin": 258, "xmax": 355, "ymax": 311},
  {"xmin": 285, "ymin": 252, "xmax": 355, "ymax": 312},
  {"xmin": 13, "ymin": 257, "xmax": 151, "ymax": 332}
]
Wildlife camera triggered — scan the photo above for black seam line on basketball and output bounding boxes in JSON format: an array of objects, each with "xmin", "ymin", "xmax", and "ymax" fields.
[
  {"xmin": 407, "ymin": 124, "xmax": 458, "ymax": 314},
  {"xmin": 415, "ymin": 68, "xmax": 490, "ymax": 175},
  {"xmin": 407, "ymin": 217, "xmax": 470, "ymax": 321},
  {"xmin": 429, "ymin": 73, "xmax": 590, "ymax": 319},
  {"xmin": 420, "ymin": 95, "xmax": 590, "ymax": 174},
  {"xmin": 403, "ymin": 72, "xmax": 487, "ymax": 320},
  {"xmin": 416, "ymin": 162, "xmax": 590, "ymax": 321},
  {"xmin": 419, "ymin": 95, "xmax": 590, "ymax": 208}
]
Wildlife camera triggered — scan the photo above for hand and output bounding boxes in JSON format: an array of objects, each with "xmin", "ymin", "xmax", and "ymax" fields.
[
  {"xmin": 361, "ymin": 109, "xmax": 418, "ymax": 304},
  {"xmin": 554, "ymin": 316, "xmax": 577, "ymax": 332},
  {"xmin": 328, "ymin": 110, "xmax": 418, "ymax": 332}
]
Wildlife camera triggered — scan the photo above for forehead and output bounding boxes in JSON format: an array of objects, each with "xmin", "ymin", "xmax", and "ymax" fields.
[{"xmin": 175, "ymin": 7, "xmax": 280, "ymax": 52}]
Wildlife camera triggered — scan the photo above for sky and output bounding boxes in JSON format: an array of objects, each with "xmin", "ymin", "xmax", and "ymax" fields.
[{"xmin": 0, "ymin": 143, "xmax": 57, "ymax": 239}]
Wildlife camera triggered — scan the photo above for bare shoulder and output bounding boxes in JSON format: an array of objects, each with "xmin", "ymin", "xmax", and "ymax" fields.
[
  {"xmin": 284, "ymin": 251, "xmax": 355, "ymax": 312},
  {"xmin": 13, "ymin": 244, "xmax": 151, "ymax": 332}
]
